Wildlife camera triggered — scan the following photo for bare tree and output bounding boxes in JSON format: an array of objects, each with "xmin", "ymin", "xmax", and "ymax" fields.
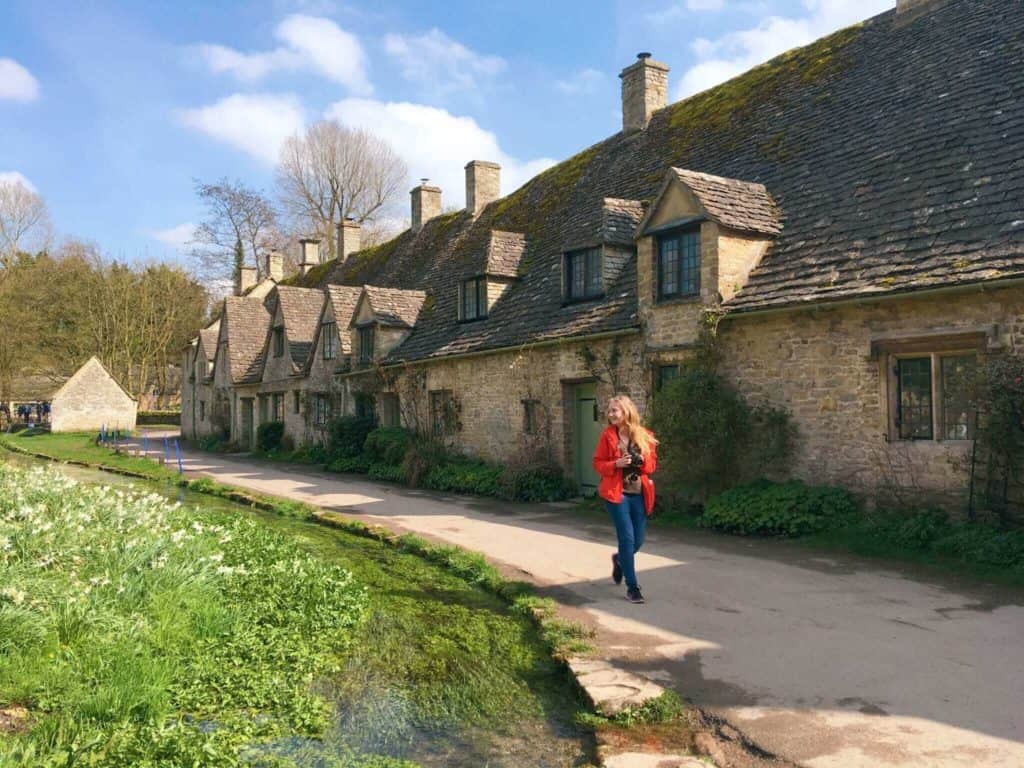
[
  {"xmin": 190, "ymin": 178, "xmax": 281, "ymax": 286},
  {"xmin": 276, "ymin": 122, "xmax": 407, "ymax": 261},
  {"xmin": 0, "ymin": 179, "xmax": 52, "ymax": 269}
]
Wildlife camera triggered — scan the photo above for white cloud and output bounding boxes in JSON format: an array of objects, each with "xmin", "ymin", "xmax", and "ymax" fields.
[
  {"xmin": 676, "ymin": 0, "xmax": 895, "ymax": 98},
  {"xmin": 325, "ymin": 98, "xmax": 555, "ymax": 206},
  {"xmin": 0, "ymin": 171, "xmax": 36, "ymax": 192},
  {"xmin": 0, "ymin": 58, "xmax": 40, "ymax": 102},
  {"xmin": 178, "ymin": 93, "xmax": 305, "ymax": 164},
  {"xmin": 193, "ymin": 15, "xmax": 370, "ymax": 94},
  {"xmin": 384, "ymin": 28, "xmax": 505, "ymax": 98},
  {"xmin": 148, "ymin": 222, "xmax": 196, "ymax": 249},
  {"xmin": 554, "ymin": 68, "xmax": 604, "ymax": 95}
]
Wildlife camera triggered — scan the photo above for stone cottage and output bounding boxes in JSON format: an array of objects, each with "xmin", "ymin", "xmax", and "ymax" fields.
[
  {"xmin": 51, "ymin": 357, "xmax": 137, "ymax": 433},
  {"xmin": 184, "ymin": 0, "xmax": 1024, "ymax": 500}
]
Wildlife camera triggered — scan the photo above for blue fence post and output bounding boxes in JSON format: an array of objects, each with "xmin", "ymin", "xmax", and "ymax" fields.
[
  {"xmin": 142, "ymin": 435, "xmax": 149, "ymax": 458},
  {"xmin": 163, "ymin": 437, "xmax": 170, "ymax": 466},
  {"xmin": 175, "ymin": 440, "xmax": 183, "ymax": 475}
]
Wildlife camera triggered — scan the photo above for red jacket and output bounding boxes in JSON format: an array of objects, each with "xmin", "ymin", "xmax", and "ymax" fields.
[{"xmin": 592, "ymin": 425, "xmax": 657, "ymax": 514}]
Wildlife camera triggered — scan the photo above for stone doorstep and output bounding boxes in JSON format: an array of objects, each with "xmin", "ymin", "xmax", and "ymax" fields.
[{"xmin": 568, "ymin": 658, "xmax": 666, "ymax": 716}]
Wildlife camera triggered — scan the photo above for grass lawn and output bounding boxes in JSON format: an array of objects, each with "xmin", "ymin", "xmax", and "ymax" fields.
[{"xmin": 0, "ymin": 430, "xmax": 184, "ymax": 482}]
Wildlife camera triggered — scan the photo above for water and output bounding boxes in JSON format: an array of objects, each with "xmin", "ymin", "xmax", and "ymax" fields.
[{"xmin": 0, "ymin": 452, "xmax": 595, "ymax": 768}]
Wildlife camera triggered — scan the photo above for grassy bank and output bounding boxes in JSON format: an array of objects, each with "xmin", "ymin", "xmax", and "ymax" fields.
[{"xmin": 0, "ymin": 463, "xmax": 379, "ymax": 767}]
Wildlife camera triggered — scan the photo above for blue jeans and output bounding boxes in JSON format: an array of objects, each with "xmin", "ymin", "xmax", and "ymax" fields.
[{"xmin": 606, "ymin": 494, "xmax": 646, "ymax": 590}]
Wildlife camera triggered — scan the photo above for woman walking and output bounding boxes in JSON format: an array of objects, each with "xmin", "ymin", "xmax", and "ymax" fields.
[{"xmin": 593, "ymin": 394, "xmax": 658, "ymax": 604}]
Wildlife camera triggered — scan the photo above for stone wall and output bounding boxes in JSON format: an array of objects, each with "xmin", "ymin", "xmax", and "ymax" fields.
[
  {"xmin": 717, "ymin": 285, "xmax": 1024, "ymax": 504},
  {"xmin": 51, "ymin": 358, "xmax": 137, "ymax": 433}
]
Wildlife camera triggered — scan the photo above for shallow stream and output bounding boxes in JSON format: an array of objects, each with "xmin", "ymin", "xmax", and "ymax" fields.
[{"xmin": 1, "ymin": 452, "xmax": 595, "ymax": 768}]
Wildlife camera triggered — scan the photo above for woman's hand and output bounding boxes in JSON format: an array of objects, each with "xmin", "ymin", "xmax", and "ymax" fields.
[{"xmin": 614, "ymin": 456, "xmax": 631, "ymax": 468}]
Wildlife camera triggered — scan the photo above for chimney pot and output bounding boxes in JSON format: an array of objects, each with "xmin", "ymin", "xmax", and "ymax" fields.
[
  {"xmin": 336, "ymin": 218, "xmax": 362, "ymax": 262},
  {"xmin": 465, "ymin": 160, "xmax": 501, "ymax": 216},
  {"xmin": 410, "ymin": 181, "xmax": 442, "ymax": 233},
  {"xmin": 619, "ymin": 54, "xmax": 669, "ymax": 133}
]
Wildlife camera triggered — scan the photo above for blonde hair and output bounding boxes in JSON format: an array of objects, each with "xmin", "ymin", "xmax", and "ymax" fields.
[{"xmin": 607, "ymin": 394, "xmax": 658, "ymax": 456}]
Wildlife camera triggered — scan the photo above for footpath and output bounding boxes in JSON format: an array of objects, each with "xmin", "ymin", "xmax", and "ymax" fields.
[{"xmin": 131, "ymin": 435, "xmax": 1023, "ymax": 768}]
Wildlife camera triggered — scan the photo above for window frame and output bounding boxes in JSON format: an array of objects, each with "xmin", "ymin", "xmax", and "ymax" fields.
[
  {"xmin": 522, "ymin": 399, "xmax": 541, "ymax": 435},
  {"xmin": 199, "ymin": 400, "xmax": 206, "ymax": 422},
  {"xmin": 272, "ymin": 393, "xmax": 284, "ymax": 422},
  {"xmin": 293, "ymin": 391, "xmax": 301, "ymax": 415},
  {"xmin": 886, "ymin": 349, "xmax": 978, "ymax": 442},
  {"xmin": 656, "ymin": 227, "xmax": 701, "ymax": 302},
  {"xmin": 314, "ymin": 394, "xmax": 331, "ymax": 426},
  {"xmin": 460, "ymin": 276, "xmax": 488, "ymax": 322},
  {"xmin": 357, "ymin": 325, "xmax": 375, "ymax": 365},
  {"xmin": 272, "ymin": 325, "xmax": 284, "ymax": 360},
  {"xmin": 380, "ymin": 393, "xmax": 401, "ymax": 427},
  {"xmin": 322, "ymin": 321, "xmax": 337, "ymax": 360},
  {"xmin": 354, "ymin": 393, "xmax": 376, "ymax": 422},
  {"xmin": 564, "ymin": 247, "xmax": 604, "ymax": 303}
]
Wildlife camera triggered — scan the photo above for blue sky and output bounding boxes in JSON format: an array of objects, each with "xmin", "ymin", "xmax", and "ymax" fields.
[{"xmin": 0, "ymin": 0, "xmax": 894, "ymax": 264}]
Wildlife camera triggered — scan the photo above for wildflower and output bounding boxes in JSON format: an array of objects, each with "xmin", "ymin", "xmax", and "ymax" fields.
[{"xmin": 2, "ymin": 587, "xmax": 26, "ymax": 605}]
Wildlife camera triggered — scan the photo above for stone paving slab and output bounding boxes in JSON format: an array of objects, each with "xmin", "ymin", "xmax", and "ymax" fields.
[
  {"xmin": 602, "ymin": 754, "xmax": 707, "ymax": 768},
  {"xmin": 568, "ymin": 658, "xmax": 666, "ymax": 716}
]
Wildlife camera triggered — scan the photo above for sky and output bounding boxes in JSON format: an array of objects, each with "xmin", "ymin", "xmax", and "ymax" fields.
[{"xmin": 0, "ymin": 0, "xmax": 895, "ymax": 264}]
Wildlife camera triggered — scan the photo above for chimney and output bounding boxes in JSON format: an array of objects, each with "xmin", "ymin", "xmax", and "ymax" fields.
[
  {"xmin": 299, "ymin": 237, "xmax": 321, "ymax": 276},
  {"xmin": 336, "ymin": 218, "xmax": 361, "ymax": 262},
  {"xmin": 265, "ymin": 250, "xmax": 284, "ymax": 282},
  {"xmin": 620, "ymin": 52, "xmax": 669, "ymax": 133},
  {"xmin": 237, "ymin": 265, "xmax": 257, "ymax": 295},
  {"xmin": 411, "ymin": 179, "xmax": 442, "ymax": 233},
  {"xmin": 465, "ymin": 161, "xmax": 501, "ymax": 215}
]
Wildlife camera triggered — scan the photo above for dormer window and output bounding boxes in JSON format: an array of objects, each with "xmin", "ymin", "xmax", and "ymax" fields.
[
  {"xmin": 460, "ymin": 277, "xmax": 487, "ymax": 321},
  {"xmin": 272, "ymin": 326, "xmax": 285, "ymax": 357},
  {"xmin": 657, "ymin": 228, "xmax": 700, "ymax": 300},
  {"xmin": 357, "ymin": 325, "xmax": 374, "ymax": 364},
  {"xmin": 322, "ymin": 321, "xmax": 337, "ymax": 360},
  {"xmin": 565, "ymin": 247, "xmax": 603, "ymax": 302}
]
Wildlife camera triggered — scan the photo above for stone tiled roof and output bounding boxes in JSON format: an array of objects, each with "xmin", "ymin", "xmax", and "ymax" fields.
[
  {"xmin": 273, "ymin": 286, "xmax": 324, "ymax": 370},
  {"xmin": 324, "ymin": 285, "xmax": 363, "ymax": 355},
  {"xmin": 297, "ymin": 0, "xmax": 1024, "ymax": 355},
  {"xmin": 223, "ymin": 296, "xmax": 271, "ymax": 384},
  {"xmin": 485, "ymin": 231, "xmax": 527, "ymax": 278},
  {"xmin": 670, "ymin": 169, "xmax": 781, "ymax": 236},
  {"xmin": 359, "ymin": 285, "xmax": 427, "ymax": 328},
  {"xmin": 603, "ymin": 198, "xmax": 647, "ymax": 246},
  {"xmin": 198, "ymin": 322, "xmax": 220, "ymax": 363}
]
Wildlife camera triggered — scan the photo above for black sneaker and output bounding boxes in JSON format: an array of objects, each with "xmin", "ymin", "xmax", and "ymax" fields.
[
  {"xmin": 611, "ymin": 554, "xmax": 622, "ymax": 585},
  {"xmin": 626, "ymin": 587, "xmax": 645, "ymax": 604}
]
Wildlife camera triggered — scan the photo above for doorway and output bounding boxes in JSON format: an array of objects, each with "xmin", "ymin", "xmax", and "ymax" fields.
[
  {"xmin": 241, "ymin": 398, "xmax": 255, "ymax": 450},
  {"xmin": 573, "ymin": 383, "xmax": 602, "ymax": 496}
]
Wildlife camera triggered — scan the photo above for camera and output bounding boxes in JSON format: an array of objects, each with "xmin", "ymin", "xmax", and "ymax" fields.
[{"xmin": 625, "ymin": 444, "xmax": 644, "ymax": 483}]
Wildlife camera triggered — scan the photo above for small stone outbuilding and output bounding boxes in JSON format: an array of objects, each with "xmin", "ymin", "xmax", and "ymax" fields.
[{"xmin": 50, "ymin": 357, "xmax": 137, "ymax": 433}]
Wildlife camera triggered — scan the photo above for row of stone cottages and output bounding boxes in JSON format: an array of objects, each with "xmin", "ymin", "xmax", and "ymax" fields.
[{"xmin": 183, "ymin": 0, "xmax": 1024, "ymax": 502}]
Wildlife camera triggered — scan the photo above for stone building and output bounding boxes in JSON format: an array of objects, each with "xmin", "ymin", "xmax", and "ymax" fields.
[
  {"xmin": 51, "ymin": 357, "xmax": 137, "ymax": 433},
  {"xmin": 183, "ymin": 0, "xmax": 1024, "ymax": 501}
]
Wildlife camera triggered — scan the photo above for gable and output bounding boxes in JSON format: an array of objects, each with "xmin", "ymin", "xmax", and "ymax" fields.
[{"xmin": 52, "ymin": 357, "xmax": 135, "ymax": 405}]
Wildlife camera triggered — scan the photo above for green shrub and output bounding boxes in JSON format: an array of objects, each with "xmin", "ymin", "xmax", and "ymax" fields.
[
  {"xmin": 363, "ymin": 427, "xmax": 413, "ymax": 466},
  {"xmin": 287, "ymin": 443, "xmax": 332, "ymax": 465},
  {"xmin": 931, "ymin": 525, "xmax": 1024, "ymax": 570},
  {"xmin": 702, "ymin": 479, "xmax": 858, "ymax": 537},
  {"xmin": 367, "ymin": 463, "xmax": 405, "ymax": 483},
  {"xmin": 649, "ymin": 368, "xmax": 795, "ymax": 506},
  {"xmin": 503, "ymin": 465, "xmax": 576, "ymax": 503},
  {"xmin": 256, "ymin": 421, "xmax": 285, "ymax": 453},
  {"xmin": 197, "ymin": 434, "xmax": 228, "ymax": 452},
  {"xmin": 889, "ymin": 509, "xmax": 950, "ymax": 550},
  {"xmin": 137, "ymin": 410, "xmax": 181, "ymax": 425},
  {"xmin": 328, "ymin": 416, "xmax": 376, "ymax": 459},
  {"xmin": 401, "ymin": 437, "xmax": 449, "ymax": 487},
  {"xmin": 327, "ymin": 455, "xmax": 372, "ymax": 474},
  {"xmin": 424, "ymin": 458, "xmax": 504, "ymax": 496}
]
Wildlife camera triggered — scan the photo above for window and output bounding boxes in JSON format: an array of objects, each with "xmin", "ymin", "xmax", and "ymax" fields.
[
  {"xmin": 565, "ymin": 247, "xmax": 603, "ymax": 301},
  {"xmin": 322, "ymin": 321, "xmax": 337, "ymax": 359},
  {"xmin": 461, "ymin": 277, "xmax": 488, "ymax": 321},
  {"xmin": 272, "ymin": 393, "xmax": 284, "ymax": 422},
  {"xmin": 657, "ymin": 364, "xmax": 680, "ymax": 392},
  {"xmin": 430, "ymin": 390, "xmax": 457, "ymax": 437},
  {"xmin": 293, "ymin": 391, "xmax": 301, "ymax": 414},
  {"xmin": 272, "ymin": 326, "xmax": 285, "ymax": 357},
  {"xmin": 657, "ymin": 229, "xmax": 701, "ymax": 300},
  {"xmin": 259, "ymin": 395, "xmax": 269, "ymax": 422},
  {"xmin": 380, "ymin": 393, "xmax": 401, "ymax": 427},
  {"xmin": 199, "ymin": 400, "xmax": 206, "ymax": 421},
  {"xmin": 357, "ymin": 326, "xmax": 374, "ymax": 364},
  {"xmin": 206, "ymin": 359, "xmax": 213, "ymax": 377},
  {"xmin": 891, "ymin": 352, "xmax": 977, "ymax": 441},
  {"xmin": 355, "ymin": 393, "xmax": 375, "ymax": 421},
  {"xmin": 522, "ymin": 399, "xmax": 540, "ymax": 435},
  {"xmin": 314, "ymin": 394, "xmax": 331, "ymax": 426}
]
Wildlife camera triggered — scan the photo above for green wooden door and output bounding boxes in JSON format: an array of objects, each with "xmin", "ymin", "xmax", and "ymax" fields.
[{"xmin": 574, "ymin": 383, "xmax": 602, "ymax": 496}]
